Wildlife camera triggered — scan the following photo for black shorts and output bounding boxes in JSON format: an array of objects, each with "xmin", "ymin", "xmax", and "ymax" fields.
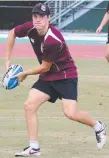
[
  {"xmin": 106, "ymin": 34, "xmax": 109, "ymax": 44},
  {"xmin": 31, "ymin": 78, "xmax": 78, "ymax": 103}
]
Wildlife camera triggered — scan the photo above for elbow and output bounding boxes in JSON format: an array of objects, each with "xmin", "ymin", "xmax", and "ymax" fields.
[
  {"xmin": 42, "ymin": 67, "xmax": 50, "ymax": 73},
  {"xmin": 45, "ymin": 67, "xmax": 50, "ymax": 72},
  {"xmin": 41, "ymin": 66, "xmax": 50, "ymax": 73}
]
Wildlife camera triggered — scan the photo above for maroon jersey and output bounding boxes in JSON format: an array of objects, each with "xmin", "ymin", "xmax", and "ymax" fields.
[{"xmin": 14, "ymin": 21, "xmax": 78, "ymax": 81}]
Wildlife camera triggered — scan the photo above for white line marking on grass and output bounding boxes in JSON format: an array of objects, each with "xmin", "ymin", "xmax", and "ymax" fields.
[{"xmin": 0, "ymin": 116, "xmax": 108, "ymax": 120}]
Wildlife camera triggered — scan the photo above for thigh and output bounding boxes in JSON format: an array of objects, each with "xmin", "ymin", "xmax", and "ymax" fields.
[
  {"xmin": 105, "ymin": 43, "xmax": 109, "ymax": 60},
  {"xmin": 32, "ymin": 79, "xmax": 59, "ymax": 103},
  {"xmin": 25, "ymin": 88, "xmax": 50, "ymax": 111},
  {"xmin": 27, "ymin": 88, "xmax": 50, "ymax": 105},
  {"xmin": 52, "ymin": 78, "xmax": 78, "ymax": 101},
  {"xmin": 106, "ymin": 43, "xmax": 109, "ymax": 51}
]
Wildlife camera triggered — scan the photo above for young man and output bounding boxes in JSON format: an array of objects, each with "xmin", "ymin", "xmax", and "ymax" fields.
[
  {"xmin": 96, "ymin": 2, "xmax": 109, "ymax": 61},
  {"xmin": 5, "ymin": 3, "xmax": 106, "ymax": 157}
]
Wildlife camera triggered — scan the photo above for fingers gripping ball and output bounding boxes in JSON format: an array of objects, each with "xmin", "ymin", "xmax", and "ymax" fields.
[{"xmin": 2, "ymin": 64, "xmax": 23, "ymax": 90}]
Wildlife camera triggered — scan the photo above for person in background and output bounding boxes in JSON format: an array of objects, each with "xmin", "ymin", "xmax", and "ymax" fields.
[{"xmin": 96, "ymin": 2, "xmax": 109, "ymax": 62}]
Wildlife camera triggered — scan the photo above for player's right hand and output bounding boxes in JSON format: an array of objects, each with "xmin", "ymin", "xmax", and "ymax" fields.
[
  {"xmin": 12, "ymin": 72, "xmax": 27, "ymax": 82},
  {"xmin": 5, "ymin": 60, "xmax": 11, "ymax": 72},
  {"xmin": 96, "ymin": 25, "xmax": 103, "ymax": 34}
]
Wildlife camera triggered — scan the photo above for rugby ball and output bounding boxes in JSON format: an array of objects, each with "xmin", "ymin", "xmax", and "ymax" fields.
[{"xmin": 2, "ymin": 64, "xmax": 23, "ymax": 90}]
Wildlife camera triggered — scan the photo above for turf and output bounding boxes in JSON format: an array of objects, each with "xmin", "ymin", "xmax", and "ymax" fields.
[{"xmin": 0, "ymin": 58, "xmax": 109, "ymax": 158}]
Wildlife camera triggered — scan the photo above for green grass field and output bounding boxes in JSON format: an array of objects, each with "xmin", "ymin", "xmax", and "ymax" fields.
[{"xmin": 0, "ymin": 58, "xmax": 109, "ymax": 158}]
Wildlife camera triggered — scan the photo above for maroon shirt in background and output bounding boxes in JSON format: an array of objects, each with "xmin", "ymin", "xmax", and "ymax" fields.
[
  {"xmin": 14, "ymin": 21, "xmax": 78, "ymax": 81},
  {"xmin": 106, "ymin": 2, "xmax": 109, "ymax": 13}
]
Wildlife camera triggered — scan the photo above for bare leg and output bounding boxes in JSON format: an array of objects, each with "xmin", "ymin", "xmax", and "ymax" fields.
[
  {"xmin": 62, "ymin": 99, "xmax": 106, "ymax": 149},
  {"xmin": 24, "ymin": 89, "xmax": 50, "ymax": 141},
  {"xmin": 14, "ymin": 88, "xmax": 50, "ymax": 157},
  {"xmin": 62, "ymin": 99, "xmax": 96, "ymax": 127}
]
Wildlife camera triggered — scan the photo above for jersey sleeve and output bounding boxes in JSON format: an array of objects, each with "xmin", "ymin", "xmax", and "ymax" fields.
[
  {"xmin": 14, "ymin": 21, "xmax": 33, "ymax": 38},
  {"xmin": 42, "ymin": 42, "xmax": 64, "ymax": 62}
]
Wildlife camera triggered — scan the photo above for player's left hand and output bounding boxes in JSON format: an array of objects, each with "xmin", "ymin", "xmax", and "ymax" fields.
[
  {"xmin": 12, "ymin": 72, "xmax": 27, "ymax": 82},
  {"xmin": 96, "ymin": 25, "xmax": 103, "ymax": 34}
]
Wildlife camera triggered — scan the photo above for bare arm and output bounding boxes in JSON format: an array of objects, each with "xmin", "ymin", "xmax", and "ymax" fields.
[
  {"xmin": 5, "ymin": 29, "xmax": 16, "ymax": 71},
  {"xmin": 99, "ymin": 12, "xmax": 109, "ymax": 28},
  {"xmin": 24, "ymin": 60, "xmax": 52, "ymax": 75},
  {"xmin": 4, "ymin": 21, "xmax": 33, "ymax": 71},
  {"xmin": 96, "ymin": 12, "xmax": 109, "ymax": 34},
  {"xmin": 13, "ymin": 60, "xmax": 52, "ymax": 82}
]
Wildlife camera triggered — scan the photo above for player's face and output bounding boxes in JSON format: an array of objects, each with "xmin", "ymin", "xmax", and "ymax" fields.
[{"xmin": 32, "ymin": 13, "xmax": 50, "ymax": 30}]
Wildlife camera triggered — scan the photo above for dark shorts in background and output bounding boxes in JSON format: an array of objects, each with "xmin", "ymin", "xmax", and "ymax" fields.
[
  {"xmin": 32, "ymin": 78, "xmax": 78, "ymax": 103},
  {"xmin": 106, "ymin": 34, "xmax": 109, "ymax": 44}
]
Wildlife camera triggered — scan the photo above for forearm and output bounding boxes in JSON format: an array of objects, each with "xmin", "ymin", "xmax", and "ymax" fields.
[
  {"xmin": 99, "ymin": 12, "xmax": 109, "ymax": 28},
  {"xmin": 5, "ymin": 29, "xmax": 16, "ymax": 61},
  {"xmin": 24, "ymin": 64, "xmax": 50, "ymax": 76}
]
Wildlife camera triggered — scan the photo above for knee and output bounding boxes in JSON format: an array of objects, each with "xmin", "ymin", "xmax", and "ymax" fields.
[
  {"xmin": 63, "ymin": 109, "xmax": 77, "ymax": 121},
  {"xmin": 24, "ymin": 101, "xmax": 34, "ymax": 112},
  {"xmin": 24, "ymin": 100, "xmax": 39, "ymax": 113}
]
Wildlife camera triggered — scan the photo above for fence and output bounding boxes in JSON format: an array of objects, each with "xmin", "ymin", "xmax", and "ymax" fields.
[{"xmin": 0, "ymin": 1, "xmax": 108, "ymax": 32}]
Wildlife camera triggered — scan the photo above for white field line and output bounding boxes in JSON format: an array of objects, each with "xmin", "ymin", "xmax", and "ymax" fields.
[
  {"xmin": 0, "ymin": 33, "xmax": 107, "ymax": 41},
  {"xmin": 0, "ymin": 116, "xmax": 108, "ymax": 120}
]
